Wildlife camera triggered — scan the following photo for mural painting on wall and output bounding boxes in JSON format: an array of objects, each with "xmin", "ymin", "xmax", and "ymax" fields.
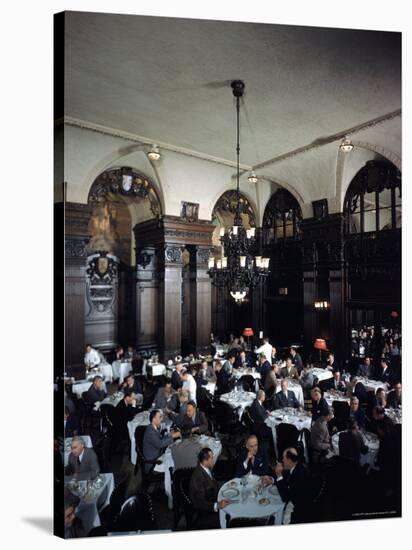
[{"xmin": 88, "ymin": 202, "xmax": 120, "ymax": 256}]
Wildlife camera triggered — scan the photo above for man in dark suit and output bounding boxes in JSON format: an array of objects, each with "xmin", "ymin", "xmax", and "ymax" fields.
[
  {"xmin": 379, "ymin": 359, "xmax": 393, "ymax": 387},
  {"xmin": 357, "ymin": 357, "xmax": 372, "ymax": 378},
  {"xmin": 176, "ymin": 401, "xmax": 209, "ymax": 436},
  {"xmin": 194, "ymin": 364, "xmax": 209, "ymax": 388},
  {"xmin": 387, "ymin": 382, "xmax": 402, "ymax": 409},
  {"xmin": 171, "ymin": 364, "xmax": 184, "ymax": 391},
  {"xmin": 84, "ymin": 375, "xmax": 106, "ymax": 406},
  {"xmin": 274, "ymin": 379, "xmax": 300, "ymax": 409},
  {"xmin": 326, "ymin": 370, "xmax": 346, "ymax": 392},
  {"xmin": 249, "ymin": 390, "xmax": 272, "ymax": 438},
  {"xmin": 235, "ymin": 350, "xmax": 253, "ymax": 370},
  {"xmin": 235, "ymin": 435, "xmax": 272, "ymax": 477},
  {"xmin": 256, "ymin": 355, "xmax": 272, "ymax": 386},
  {"xmin": 338, "ymin": 418, "xmax": 368, "ymax": 464},
  {"xmin": 274, "ymin": 447, "xmax": 312, "ymax": 523},
  {"xmin": 214, "ymin": 360, "xmax": 231, "ymax": 396},
  {"xmin": 153, "ymin": 381, "xmax": 178, "ymax": 411},
  {"xmin": 119, "ymin": 373, "xmax": 143, "ymax": 396},
  {"xmin": 115, "ymin": 389, "xmax": 139, "ymax": 442},
  {"xmin": 280, "ymin": 357, "xmax": 299, "ymax": 380},
  {"xmin": 311, "ymin": 387, "xmax": 330, "ymax": 421},
  {"xmin": 65, "ymin": 436, "xmax": 100, "ymax": 480},
  {"xmin": 142, "ymin": 410, "xmax": 181, "ymax": 473},
  {"xmin": 348, "ymin": 396, "xmax": 367, "ymax": 429},
  {"xmin": 64, "ymin": 406, "xmax": 80, "ymax": 437},
  {"xmin": 290, "ymin": 347, "xmax": 303, "ymax": 374},
  {"xmin": 189, "ymin": 448, "xmax": 230, "ymax": 529}
]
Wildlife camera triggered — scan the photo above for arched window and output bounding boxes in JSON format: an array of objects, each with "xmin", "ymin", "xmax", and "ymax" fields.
[
  {"xmin": 263, "ymin": 189, "xmax": 302, "ymax": 244},
  {"xmin": 344, "ymin": 160, "xmax": 401, "ymax": 235}
]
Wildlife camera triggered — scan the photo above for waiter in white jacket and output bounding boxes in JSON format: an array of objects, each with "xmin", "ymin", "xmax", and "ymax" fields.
[
  {"xmin": 84, "ymin": 344, "xmax": 101, "ymax": 367},
  {"xmin": 255, "ymin": 338, "xmax": 273, "ymax": 364}
]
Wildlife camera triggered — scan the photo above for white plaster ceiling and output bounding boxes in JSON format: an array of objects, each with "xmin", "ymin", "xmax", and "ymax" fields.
[{"xmin": 64, "ymin": 11, "xmax": 401, "ymax": 210}]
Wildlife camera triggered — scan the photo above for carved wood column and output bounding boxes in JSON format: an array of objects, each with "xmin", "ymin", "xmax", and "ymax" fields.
[
  {"xmin": 135, "ymin": 246, "xmax": 159, "ymax": 356},
  {"xmin": 64, "ymin": 202, "xmax": 91, "ymax": 368},
  {"xmin": 188, "ymin": 246, "xmax": 212, "ymax": 355}
]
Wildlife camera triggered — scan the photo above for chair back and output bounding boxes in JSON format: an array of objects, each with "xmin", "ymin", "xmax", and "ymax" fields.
[
  {"xmin": 238, "ymin": 375, "xmax": 255, "ymax": 392},
  {"xmin": 214, "ymin": 401, "xmax": 239, "ymax": 432},
  {"xmin": 276, "ymin": 423, "xmax": 299, "ymax": 456},
  {"xmin": 172, "ymin": 468, "xmax": 194, "ymax": 528},
  {"xmin": 113, "ymin": 493, "xmax": 156, "ymax": 532},
  {"xmin": 332, "ymin": 401, "xmax": 350, "ymax": 431}
]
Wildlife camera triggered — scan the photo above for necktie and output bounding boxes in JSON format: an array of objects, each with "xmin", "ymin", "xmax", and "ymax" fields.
[{"xmin": 77, "ymin": 457, "xmax": 81, "ymax": 466}]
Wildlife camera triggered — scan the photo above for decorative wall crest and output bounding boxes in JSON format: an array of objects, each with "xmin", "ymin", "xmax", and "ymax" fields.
[
  {"xmin": 312, "ymin": 199, "xmax": 329, "ymax": 220},
  {"xmin": 65, "ymin": 238, "xmax": 89, "ymax": 258},
  {"xmin": 213, "ymin": 190, "xmax": 256, "ymax": 227},
  {"xmin": 180, "ymin": 201, "xmax": 199, "ymax": 223},
  {"xmin": 86, "ymin": 251, "xmax": 119, "ymax": 313},
  {"xmin": 196, "ymin": 248, "xmax": 211, "ymax": 266},
  {"xmin": 164, "ymin": 245, "xmax": 183, "ymax": 264}
]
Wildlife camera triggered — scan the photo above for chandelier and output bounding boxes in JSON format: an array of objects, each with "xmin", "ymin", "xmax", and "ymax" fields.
[{"xmin": 207, "ymin": 80, "xmax": 270, "ymax": 303}]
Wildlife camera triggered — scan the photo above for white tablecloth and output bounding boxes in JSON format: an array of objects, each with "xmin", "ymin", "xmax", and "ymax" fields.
[
  {"xmin": 265, "ymin": 409, "xmax": 312, "ymax": 458},
  {"xmin": 65, "ymin": 473, "xmax": 114, "ymax": 535},
  {"xmin": 64, "ymin": 435, "xmax": 93, "ymax": 466},
  {"xmin": 112, "ymin": 360, "xmax": 132, "ymax": 384},
  {"xmin": 384, "ymin": 408, "xmax": 402, "ymax": 424},
  {"xmin": 309, "ymin": 368, "xmax": 333, "ymax": 382},
  {"xmin": 324, "ymin": 391, "xmax": 351, "ymax": 407},
  {"xmin": 218, "ymin": 475, "xmax": 290, "ymax": 528},
  {"xmin": 146, "ymin": 363, "xmax": 166, "ymax": 377},
  {"xmin": 220, "ymin": 390, "xmax": 256, "ymax": 419},
  {"xmin": 275, "ymin": 380, "xmax": 304, "ymax": 407},
  {"xmin": 204, "ymin": 382, "xmax": 216, "ymax": 395},
  {"xmin": 233, "ymin": 369, "xmax": 261, "ymax": 391},
  {"xmin": 332, "ymin": 430, "xmax": 380, "ymax": 467},
  {"xmin": 353, "ymin": 377, "xmax": 389, "ymax": 393},
  {"xmin": 94, "ymin": 392, "xmax": 124, "ymax": 410},
  {"xmin": 154, "ymin": 435, "xmax": 222, "ymax": 507},
  {"xmin": 71, "ymin": 380, "xmax": 107, "ymax": 399}
]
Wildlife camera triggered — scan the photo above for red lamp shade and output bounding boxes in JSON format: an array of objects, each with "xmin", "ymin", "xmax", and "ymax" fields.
[
  {"xmin": 313, "ymin": 338, "xmax": 327, "ymax": 351},
  {"xmin": 390, "ymin": 311, "xmax": 399, "ymax": 318},
  {"xmin": 243, "ymin": 328, "xmax": 254, "ymax": 337}
]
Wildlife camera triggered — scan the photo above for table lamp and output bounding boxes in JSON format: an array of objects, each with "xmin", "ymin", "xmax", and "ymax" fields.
[
  {"xmin": 314, "ymin": 338, "xmax": 327, "ymax": 365},
  {"xmin": 243, "ymin": 327, "xmax": 254, "ymax": 350}
]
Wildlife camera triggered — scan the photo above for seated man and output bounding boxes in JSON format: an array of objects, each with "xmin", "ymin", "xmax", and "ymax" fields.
[
  {"xmin": 84, "ymin": 375, "xmax": 106, "ymax": 406},
  {"xmin": 280, "ymin": 357, "xmax": 299, "ymax": 380},
  {"xmin": 223, "ymin": 355, "xmax": 236, "ymax": 375},
  {"xmin": 189, "ymin": 448, "xmax": 230, "ymax": 529},
  {"xmin": 310, "ymin": 387, "xmax": 329, "ymax": 421},
  {"xmin": 235, "ymin": 434, "xmax": 273, "ymax": 478},
  {"xmin": 65, "ymin": 436, "xmax": 100, "ymax": 480},
  {"xmin": 379, "ymin": 359, "xmax": 393, "ymax": 387},
  {"xmin": 357, "ymin": 357, "xmax": 372, "ymax": 378},
  {"xmin": 142, "ymin": 410, "xmax": 181, "ymax": 473},
  {"xmin": 115, "ymin": 389, "xmax": 139, "ymax": 442},
  {"xmin": 84, "ymin": 344, "xmax": 101, "ymax": 368},
  {"xmin": 119, "ymin": 373, "xmax": 143, "ymax": 396},
  {"xmin": 310, "ymin": 407, "xmax": 333, "ymax": 463},
  {"xmin": 176, "ymin": 400, "xmax": 209, "ymax": 436},
  {"xmin": 387, "ymin": 382, "xmax": 402, "ymax": 409},
  {"xmin": 249, "ymin": 389, "xmax": 272, "ymax": 438},
  {"xmin": 338, "ymin": 418, "xmax": 368, "ymax": 465},
  {"xmin": 153, "ymin": 380, "xmax": 178, "ymax": 411},
  {"xmin": 273, "ymin": 447, "xmax": 312, "ymax": 523},
  {"xmin": 235, "ymin": 350, "xmax": 253, "ymax": 370},
  {"xmin": 326, "ymin": 370, "xmax": 346, "ymax": 392},
  {"xmin": 348, "ymin": 396, "xmax": 367, "ymax": 429},
  {"xmin": 274, "ymin": 378, "xmax": 300, "ymax": 409}
]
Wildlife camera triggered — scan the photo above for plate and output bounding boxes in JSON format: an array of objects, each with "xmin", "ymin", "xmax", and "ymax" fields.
[
  {"xmin": 258, "ymin": 498, "xmax": 270, "ymax": 506},
  {"xmin": 228, "ymin": 481, "xmax": 238, "ymax": 488},
  {"xmin": 268, "ymin": 486, "xmax": 278, "ymax": 495},
  {"xmin": 222, "ymin": 488, "xmax": 240, "ymax": 499}
]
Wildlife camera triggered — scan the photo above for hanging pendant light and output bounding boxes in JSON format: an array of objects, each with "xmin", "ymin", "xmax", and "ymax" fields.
[
  {"xmin": 339, "ymin": 136, "xmax": 354, "ymax": 152},
  {"xmin": 207, "ymin": 80, "xmax": 270, "ymax": 302},
  {"xmin": 248, "ymin": 170, "xmax": 258, "ymax": 183},
  {"xmin": 147, "ymin": 144, "xmax": 161, "ymax": 160}
]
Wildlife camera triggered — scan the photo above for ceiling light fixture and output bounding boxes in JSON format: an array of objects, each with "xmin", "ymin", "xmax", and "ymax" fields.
[
  {"xmin": 339, "ymin": 136, "xmax": 354, "ymax": 152},
  {"xmin": 207, "ymin": 80, "xmax": 270, "ymax": 302},
  {"xmin": 147, "ymin": 144, "xmax": 161, "ymax": 161},
  {"xmin": 248, "ymin": 170, "xmax": 258, "ymax": 183}
]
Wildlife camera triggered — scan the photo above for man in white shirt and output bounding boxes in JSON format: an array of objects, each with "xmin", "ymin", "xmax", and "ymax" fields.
[
  {"xmin": 181, "ymin": 369, "xmax": 197, "ymax": 404},
  {"xmin": 255, "ymin": 338, "xmax": 273, "ymax": 363},
  {"xmin": 84, "ymin": 344, "xmax": 101, "ymax": 368}
]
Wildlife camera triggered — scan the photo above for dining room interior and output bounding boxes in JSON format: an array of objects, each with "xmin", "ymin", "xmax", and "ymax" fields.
[{"xmin": 55, "ymin": 10, "xmax": 402, "ymax": 538}]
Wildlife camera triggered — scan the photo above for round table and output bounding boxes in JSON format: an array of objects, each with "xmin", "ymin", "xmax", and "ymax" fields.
[
  {"xmin": 324, "ymin": 391, "xmax": 351, "ymax": 407},
  {"xmin": 353, "ymin": 377, "xmax": 388, "ymax": 393},
  {"xmin": 220, "ymin": 390, "xmax": 256, "ymax": 419},
  {"xmin": 71, "ymin": 380, "xmax": 107, "ymax": 399},
  {"xmin": 265, "ymin": 409, "xmax": 312, "ymax": 459},
  {"xmin": 111, "ymin": 360, "xmax": 132, "ymax": 383},
  {"xmin": 309, "ymin": 368, "xmax": 333, "ymax": 382},
  {"xmin": 332, "ymin": 430, "xmax": 380, "ymax": 467},
  {"xmin": 218, "ymin": 474, "xmax": 290, "ymax": 528},
  {"xmin": 233, "ymin": 369, "xmax": 261, "ymax": 391}
]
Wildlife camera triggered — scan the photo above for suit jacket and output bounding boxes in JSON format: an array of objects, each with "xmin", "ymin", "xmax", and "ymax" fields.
[
  {"xmin": 357, "ymin": 364, "xmax": 371, "ymax": 378},
  {"xmin": 280, "ymin": 366, "xmax": 299, "ymax": 380},
  {"xmin": 142, "ymin": 423, "xmax": 174, "ymax": 462},
  {"xmin": 115, "ymin": 399, "xmax": 138, "ymax": 437},
  {"xmin": 119, "ymin": 378, "xmax": 143, "ymax": 395},
  {"xmin": 65, "ymin": 447, "xmax": 100, "ymax": 480},
  {"xmin": 387, "ymin": 391, "xmax": 401, "ymax": 409},
  {"xmin": 338, "ymin": 430, "xmax": 368, "ymax": 463},
  {"xmin": 274, "ymin": 390, "xmax": 300, "ymax": 410},
  {"xmin": 311, "ymin": 397, "xmax": 329, "ymax": 421},
  {"xmin": 265, "ymin": 369, "xmax": 280, "ymax": 392},
  {"xmin": 235, "ymin": 447, "xmax": 271, "ymax": 477},
  {"xmin": 249, "ymin": 398, "xmax": 269, "ymax": 425},
  {"xmin": 380, "ymin": 368, "xmax": 393, "ymax": 386},
  {"xmin": 171, "ymin": 370, "xmax": 183, "ymax": 391},
  {"xmin": 194, "ymin": 374, "xmax": 208, "ymax": 388},
  {"xmin": 349, "ymin": 408, "xmax": 367, "ymax": 429},
  {"xmin": 257, "ymin": 360, "xmax": 272, "ymax": 384},
  {"xmin": 177, "ymin": 410, "xmax": 208, "ymax": 435},
  {"xmin": 64, "ymin": 413, "xmax": 80, "ymax": 437},
  {"xmin": 235, "ymin": 355, "xmax": 254, "ymax": 370},
  {"xmin": 171, "ymin": 438, "xmax": 202, "ymax": 470},
  {"xmin": 153, "ymin": 388, "xmax": 178, "ymax": 411},
  {"xmin": 292, "ymin": 353, "xmax": 303, "ymax": 373},
  {"xmin": 275, "ymin": 462, "xmax": 312, "ymax": 513},
  {"xmin": 215, "ymin": 368, "xmax": 230, "ymax": 395},
  {"xmin": 326, "ymin": 378, "xmax": 346, "ymax": 392},
  {"xmin": 84, "ymin": 384, "xmax": 107, "ymax": 405},
  {"xmin": 310, "ymin": 417, "xmax": 331, "ymax": 451},
  {"xmin": 189, "ymin": 464, "xmax": 219, "ymax": 513}
]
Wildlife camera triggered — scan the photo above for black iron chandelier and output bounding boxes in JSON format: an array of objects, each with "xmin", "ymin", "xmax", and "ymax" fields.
[{"xmin": 207, "ymin": 80, "xmax": 270, "ymax": 303}]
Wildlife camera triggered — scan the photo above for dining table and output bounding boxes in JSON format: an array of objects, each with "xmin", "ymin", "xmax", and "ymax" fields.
[
  {"xmin": 309, "ymin": 367, "xmax": 334, "ymax": 382},
  {"xmin": 217, "ymin": 474, "xmax": 292, "ymax": 528},
  {"xmin": 332, "ymin": 430, "xmax": 380, "ymax": 468},
  {"xmin": 220, "ymin": 389, "xmax": 256, "ymax": 419},
  {"xmin": 324, "ymin": 390, "xmax": 351, "ymax": 407},
  {"xmin": 111, "ymin": 360, "xmax": 133, "ymax": 383},
  {"xmin": 353, "ymin": 377, "xmax": 389, "ymax": 393},
  {"xmin": 71, "ymin": 379, "xmax": 107, "ymax": 399},
  {"xmin": 265, "ymin": 408, "xmax": 312, "ymax": 459}
]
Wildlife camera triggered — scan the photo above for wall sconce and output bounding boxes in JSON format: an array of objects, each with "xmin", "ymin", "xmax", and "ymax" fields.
[
  {"xmin": 279, "ymin": 288, "xmax": 288, "ymax": 295},
  {"xmin": 314, "ymin": 301, "xmax": 330, "ymax": 310}
]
